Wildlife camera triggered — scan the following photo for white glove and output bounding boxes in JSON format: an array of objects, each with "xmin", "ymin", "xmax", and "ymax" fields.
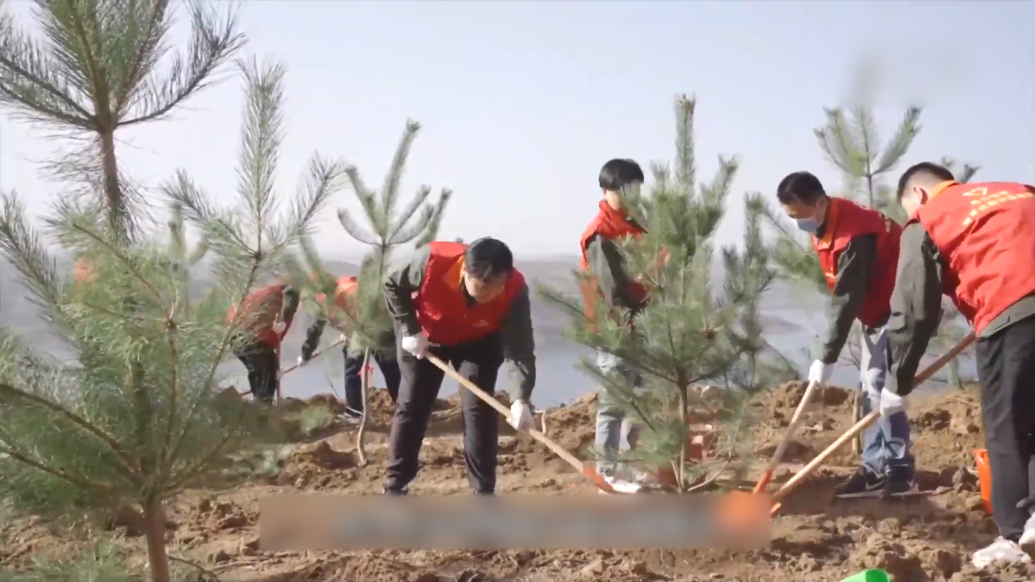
[
  {"xmin": 879, "ymin": 391, "xmax": 906, "ymax": 417},
  {"xmin": 401, "ymin": 333, "xmax": 434, "ymax": 359},
  {"xmin": 509, "ymin": 400, "xmax": 535, "ymax": 431},
  {"xmin": 808, "ymin": 360, "xmax": 833, "ymax": 384},
  {"xmin": 272, "ymin": 321, "xmax": 287, "ymax": 335}
]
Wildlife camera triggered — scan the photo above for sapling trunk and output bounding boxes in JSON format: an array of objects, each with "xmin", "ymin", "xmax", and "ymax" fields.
[
  {"xmin": 678, "ymin": 385, "xmax": 689, "ymax": 493},
  {"xmin": 143, "ymin": 500, "xmax": 171, "ymax": 582},
  {"xmin": 355, "ymin": 348, "xmax": 371, "ymax": 467}
]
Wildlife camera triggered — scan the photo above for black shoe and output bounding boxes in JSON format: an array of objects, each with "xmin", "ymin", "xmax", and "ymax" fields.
[
  {"xmin": 833, "ymin": 468, "xmax": 886, "ymax": 499},
  {"xmin": 473, "ymin": 490, "xmax": 495, "ymax": 496},
  {"xmin": 881, "ymin": 470, "xmax": 916, "ymax": 498},
  {"xmin": 383, "ymin": 486, "xmax": 408, "ymax": 496}
]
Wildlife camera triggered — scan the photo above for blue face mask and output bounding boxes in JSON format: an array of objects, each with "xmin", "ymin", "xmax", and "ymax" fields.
[{"xmin": 795, "ymin": 217, "xmax": 820, "ymax": 233}]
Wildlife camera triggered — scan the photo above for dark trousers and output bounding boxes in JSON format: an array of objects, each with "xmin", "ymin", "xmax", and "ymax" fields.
[
  {"xmin": 977, "ymin": 315, "xmax": 1035, "ymax": 541},
  {"xmin": 235, "ymin": 342, "xmax": 279, "ymax": 404},
  {"xmin": 343, "ymin": 350, "xmax": 401, "ymax": 413},
  {"xmin": 385, "ymin": 333, "xmax": 504, "ymax": 494}
]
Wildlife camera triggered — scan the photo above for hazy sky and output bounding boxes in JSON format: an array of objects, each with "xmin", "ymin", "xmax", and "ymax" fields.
[{"xmin": 1, "ymin": 1, "xmax": 1033, "ymax": 261}]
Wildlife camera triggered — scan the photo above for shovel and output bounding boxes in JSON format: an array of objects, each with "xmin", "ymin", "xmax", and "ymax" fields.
[
  {"xmin": 752, "ymin": 379, "xmax": 822, "ymax": 494},
  {"xmin": 427, "ymin": 355, "xmax": 617, "ymax": 494},
  {"xmin": 768, "ymin": 332, "xmax": 976, "ymax": 515},
  {"xmin": 274, "ymin": 337, "xmax": 348, "ymax": 403}
]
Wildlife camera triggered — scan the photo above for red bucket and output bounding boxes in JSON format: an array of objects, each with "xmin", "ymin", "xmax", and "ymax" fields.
[{"xmin": 973, "ymin": 448, "xmax": 993, "ymax": 514}]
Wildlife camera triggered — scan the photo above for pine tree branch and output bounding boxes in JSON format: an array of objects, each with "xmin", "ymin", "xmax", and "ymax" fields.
[
  {"xmin": 337, "ymin": 208, "xmax": 380, "ymax": 245},
  {"xmin": 674, "ymin": 94, "xmax": 697, "ymax": 187},
  {"xmin": 234, "ymin": 56, "xmax": 285, "ymax": 247},
  {"xmin": 380, "ymin": 120, "xmax": 421, "ymax": 222},
  {"xmin": 0, "ymin": 442, "xmax": 117, "ymax": 494},
  {"xmin": 0, "ymin": 380, "xmax": 136, "ymax": 479},
  {"xmin": 386, "ymin": 185, "xmax": 432, "ymax": 243},
  {"xmin": 0, "ymin": 8, "xmax": 94, "ymax": 127},
  {"xmin": 874, "ymin": 106, "xmax": 922, "ymax": 174},
  {"xmin": 414, "ymin": 189, "xmax": 452, "ymax": 249},
  {"xmin": 120, "ymin": 1, "xmax": 245, "ymax": 127}
]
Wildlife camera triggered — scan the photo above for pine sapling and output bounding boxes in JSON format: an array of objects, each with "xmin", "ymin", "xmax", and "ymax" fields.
[
  {"xmin": 540, "ymin": 95, "xmax": 762, "ymax": 491},
  {"xmin": 0, "ymin": 56, "xmax": 341, "ymax": 582},
  {"xmin": 299, "ymin": 119, "xmax": 451, "ymax": 466}
]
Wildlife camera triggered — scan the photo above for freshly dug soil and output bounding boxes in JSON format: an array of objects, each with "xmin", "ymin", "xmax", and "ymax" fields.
[{"xmin": 1, "ymin": 382, "xmax": 1021, "ymax": 582}]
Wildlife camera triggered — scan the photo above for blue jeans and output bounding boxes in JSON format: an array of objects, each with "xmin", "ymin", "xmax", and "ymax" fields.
[
  {"xmin": 594, "ymin": 351, "xmax": 642, "ymax": 477},
  {"xmin": 859, "ymin": 325, "xmax": 915, "ymax": 478}
]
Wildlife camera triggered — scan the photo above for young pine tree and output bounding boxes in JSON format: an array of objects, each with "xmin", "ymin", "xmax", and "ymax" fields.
[
  {"xmin": 301, "ymin": 119, "xmax": 451, "ymax": 465},
  {"xmin": 0, "ymin": 0, "xmax": 245, "ymax": 242},
  {"xmin": 540, "ymin": 95, "xmax": 767, "ymax": 491},
  {"xmin": 0, "ymin": 57, "xmax": 341, "ymax": 582}
]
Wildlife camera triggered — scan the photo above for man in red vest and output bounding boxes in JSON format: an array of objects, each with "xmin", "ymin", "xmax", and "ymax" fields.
[
  {"xmin": 227, "ymin": 280, "xmax": 300, "ymax": 404},
  {"xmin": 887, "ymin": 162, "xmax": 1035, "ymax": 568},
  {"xmin": 381, "ymin": 237, "xmax": 537, "ymax": 495},
  {"xmin": 297, "ymin": 275, "xmax": 401, "ymax": 420},
  {"xmin": 776, "ymin": 171, "xmax": 916, "ymax": 499},
  {"xmin": 580, "ymin": 158, "xmax": 651, "ymax": 490}
]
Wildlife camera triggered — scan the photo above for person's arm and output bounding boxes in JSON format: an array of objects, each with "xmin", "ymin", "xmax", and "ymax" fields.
[
  {"xmin": 586, "ymin": 235, "xmax": 646, "ymax": 318},
  {"xmin": 301, "ymin": 312, "xmax": 326, "ymax": 361},
  {"xmin": 384, "ymin": 246, "xmax": 430, "ymax": 337},
  {"xmin": 280, "ymin": 285, "xmax": 301, "ymax": 324},
  {"xmin": 500, "ymin": 283, "xmax": 537, "ymax": 402},
  {"xmin": 886, "ymin": 223, "xmax": 944, "ymax": 397},
  {"xmin": 819, "ymin": 234, "xmax": 877, "ymax": 364}
]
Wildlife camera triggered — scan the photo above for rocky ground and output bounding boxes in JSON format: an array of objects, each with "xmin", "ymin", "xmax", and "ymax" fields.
[{"xmin": 1, "ymin": 381, "xmax": 1030, "ymax": 582}]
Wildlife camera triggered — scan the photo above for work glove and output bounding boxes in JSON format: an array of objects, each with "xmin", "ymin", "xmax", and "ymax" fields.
[
  {"xmin": 509, "ymin": 400, "xmax": 535, "ymax": 432},
  {"xmin": 272, "ymin": 320, "xmax": 287, "ymax": 335},
  {"xmin": 879, "ymin": 390, "xmax": 906, "ymax": 417},
  {"xmin": 808, "ymin": 360, "xmax": 833, "ymax": 385},
  {"xmin": 401, "ymin": 332, "xmax": 435, "ymax": 359}
]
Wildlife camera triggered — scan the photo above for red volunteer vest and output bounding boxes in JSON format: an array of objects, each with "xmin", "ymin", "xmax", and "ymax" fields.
[
  {"xmin": 415, "ymin": 241, "xmax": 526, "ymax": 345},
  {"xmin": 578, "ymin": 200, "xmax": 649, "ymax": 321},
  {"xmin": 812, "ymin": 197, "xmax": 902, "ymax": 328},
  {"xmin": 228, "ymin": 284, "xmax": 293, "ymax": 346},
  {"xmin": 914, "ymin": 181, "xmax": 1035, "ymax": 335}
]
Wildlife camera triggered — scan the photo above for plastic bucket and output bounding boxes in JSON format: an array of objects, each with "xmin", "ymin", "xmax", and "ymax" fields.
[
  {"xmin": 841, "ymin": 569, "xmax": 890, "ymax": 582},
  {"xmin": 974, "ymin": 448, "xmax": 993, "ymax": 514}
]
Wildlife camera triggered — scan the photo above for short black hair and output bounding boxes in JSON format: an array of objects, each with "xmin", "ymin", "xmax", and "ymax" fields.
[
  {"xmin": 776, "ymin": 171, "xmax": 826, "ymax": 205},
  {"xmin": 896, "ymin": 162, "xmax": 956, "ymax": 200},
  {"xmin": 599, "ymin": 158, "xmax": 645, "ymax": 191},
  {"xmin": 465, "ymin": 237, "xmax": 513, "ymax": 281}
]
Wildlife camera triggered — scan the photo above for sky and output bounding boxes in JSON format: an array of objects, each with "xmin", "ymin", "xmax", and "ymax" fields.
[{"xmin": 1, "ymin": 0, "xmax": 1033, "ymax": 261}]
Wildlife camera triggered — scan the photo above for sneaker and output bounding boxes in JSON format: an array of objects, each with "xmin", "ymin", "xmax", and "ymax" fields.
[
  {"xmin": 833, "ymin": 468, "xmax": 886, "ymax": 499},
  {"xmin": 881, "ymin": 471, "xmax": 916, "ymax": 498},
  {"xmin": 972, "ymin": 536, "xmax": 1032, "ymax": 569},
  {"xmin": 1018, "ymin": 507, "xmax": 1035, "ymax": 560},
  {"xmin": 383, "ymin": 486, "xmax": 408, "ymax": 496}
]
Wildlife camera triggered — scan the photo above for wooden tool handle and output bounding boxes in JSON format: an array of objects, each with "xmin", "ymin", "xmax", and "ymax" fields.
[
  {"xmin": 771, "ymin": 332, "xmax": 976, "ymax": 504},
  {"xmin": 427, "ymin": 355, "xmax": 585, "ymax": 471},
  {"xmin": 281, "ymin": 337, "xmax": 347, "ymax": 375},
  {"xmin": 755, "ymin": 380, "xmax": 821, "ymax": 491}
]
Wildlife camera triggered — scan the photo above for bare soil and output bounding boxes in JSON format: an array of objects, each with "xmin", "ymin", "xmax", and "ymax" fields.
[{"xmin": 2, "ymin": 381, "xmax": 1028, "ymax": 582}]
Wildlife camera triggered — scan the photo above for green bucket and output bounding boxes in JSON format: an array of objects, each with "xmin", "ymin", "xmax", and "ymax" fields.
[{"xmin": 841, "ymin": 570, "xmax": 890, "ymax": 582}]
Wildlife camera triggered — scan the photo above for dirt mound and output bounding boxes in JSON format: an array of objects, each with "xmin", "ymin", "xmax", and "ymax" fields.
[{"xmin": 1, "ymin": 383, "xmax": 1024, "ymax": 581}]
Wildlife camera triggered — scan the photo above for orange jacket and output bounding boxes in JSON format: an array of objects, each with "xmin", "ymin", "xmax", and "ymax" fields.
[
  {"xmin": 811, "ymin": 197, "xmax": 902, "ymax": 328},
  {"xmin": 914, "ymin": 180, "xmax": 1035, "ymax": 335},
  {"xmin": 315, "ymin": 276, "xmax": 359, "ymax": 320},
  {"xmin": 414, "ymin": 241, "xmax": 526, "ymax": 345},
  {"xmin": 578, "ymin": 200, "xmax": 648, "ymax": 321}
]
